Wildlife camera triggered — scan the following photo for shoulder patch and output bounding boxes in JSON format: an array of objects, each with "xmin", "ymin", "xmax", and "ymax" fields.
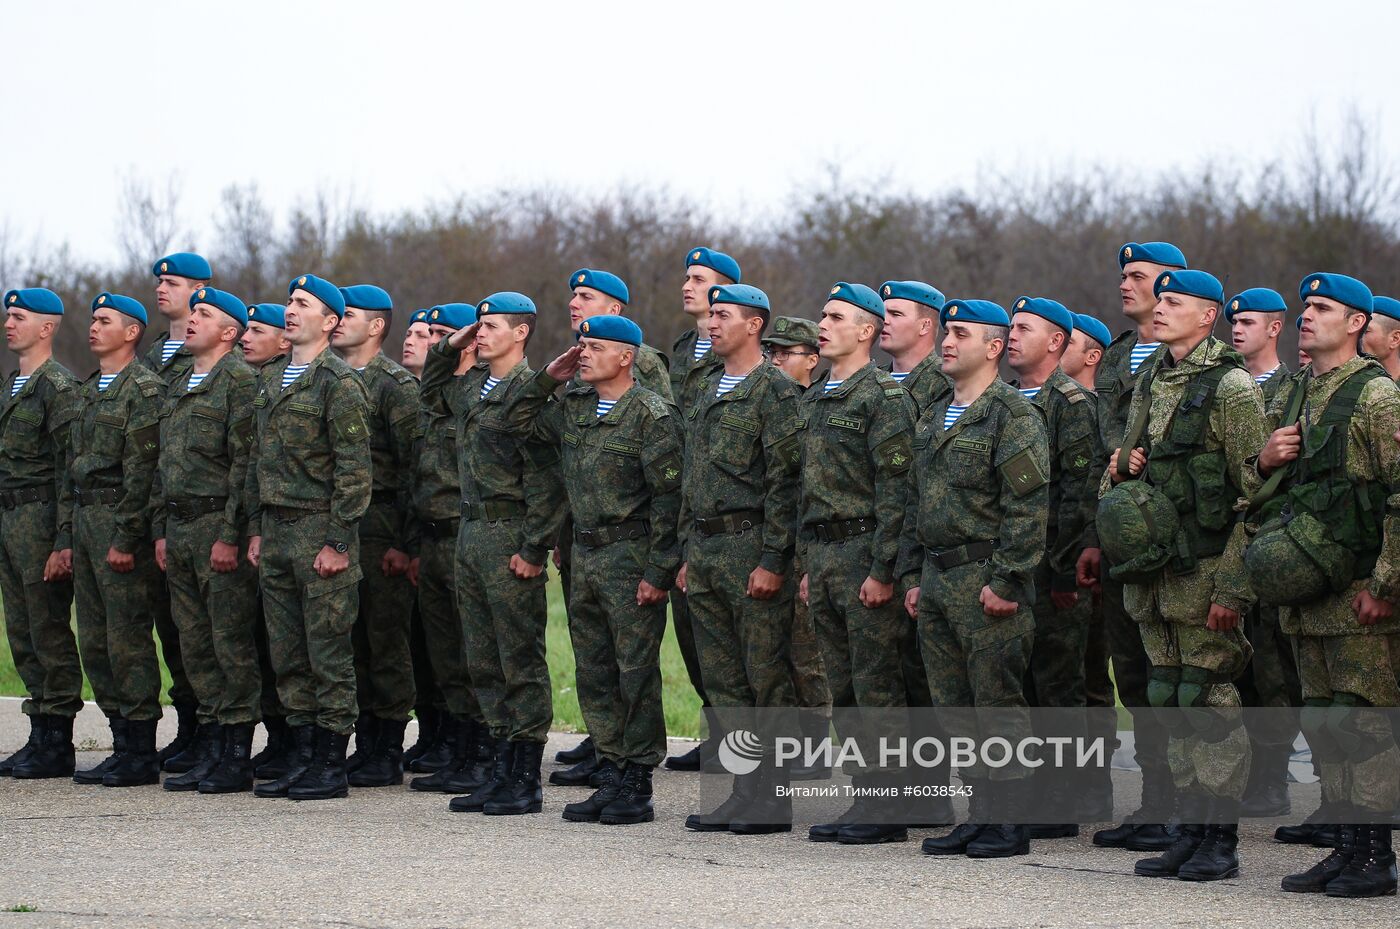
[
  {"xmin": 651, "ymin": 449, "xmax": 683, "ymax": 490},
  {"xmin": 884, "ymin": 387, "xmax": 907, "ymax": 399},
  {"xmin": 1000, "ymin": 448, "xmax": 1049, "ymax": 497},
  {"xmin": 873, "ymin": 433, "xmax": 914, "ymax": 475}
]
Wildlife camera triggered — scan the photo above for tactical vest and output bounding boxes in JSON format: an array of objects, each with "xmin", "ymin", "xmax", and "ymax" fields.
[{"xmin": 1133, "ymin": 355, "xmax": 1241, "ymax": 574}]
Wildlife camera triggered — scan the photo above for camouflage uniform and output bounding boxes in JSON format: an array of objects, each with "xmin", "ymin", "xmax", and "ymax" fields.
[
  {"xmin": 798, "ymin": 364, "xmax": 916, "ymax": 771},
  {"xmin": 138, "ymin": 334, "xmax": 197, "ymax": 710},
  {"xmin": 0, "ymin": 360, "xmax": 82, "ymax": 719},
  {"xmin": 63, "ymin": 363, "xmax": 166, "ymax": 721},
  {"xmin": 350, "ymin": 354, "xmax": 420, "ymax": 723},
  {"xmin": 679, "ymin": 361, "xmax": 803, "ymax": 710},
  {"xmin": 247, "ymin": 349, "xmax": 371, "ymax": 735},
  {"xmin": 506, "ymin": 370, "xmax": 683, "ymax": 767},
  {"xmin": 882, "ymin": 353, "xmax": 951, "ymax": 415},
  {"xmin": 151, "ymin": 352, "xmax": 261, "ymax": 725},
  {"xmin": 896, "ymin": 379, "xmax": 1049, "ymax": 781},
  {"xmin": 1108, "ymin": 337, "xmax": 1267, "ymax": 800},
  {"xmin": 427, "ymin": 343, "xmax": 564, "ymax": 742},
  {"xmin": 1260, "ymin": 356, "xmax": 1400, "ymax": 815}
]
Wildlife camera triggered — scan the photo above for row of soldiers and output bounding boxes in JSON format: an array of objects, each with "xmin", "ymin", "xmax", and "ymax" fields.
[{"xmin": 1, "ymin": 241, "xmax": 1397, "ymax": 897}]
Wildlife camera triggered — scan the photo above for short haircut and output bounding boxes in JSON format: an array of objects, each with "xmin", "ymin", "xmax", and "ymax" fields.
[
  {"xmin": 856, "ymin": 307, "xmax": 883, "ymax": 339},
  {"xmin": 498, "ymin": 312, "xmax": 537, "ymax": 347},
  {"xmin": 984, "ymin": 324, "xmax": 1010, "ymax": 358},
  {"xmin": 738, "ymin": 304, "xmax": 770, "ymax": 334}
]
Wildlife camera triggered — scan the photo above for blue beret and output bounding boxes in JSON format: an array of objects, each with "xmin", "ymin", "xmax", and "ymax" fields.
[
  {"xmin": 91, "ymin": 292, "xmax": 148, "ymax": 326},
  {"xmin": 1118, "ymin": 242, "xmax": 1187, "ymax": 270},
  {"xmin": 247, "ymin": 303, "xmax": 286, "ymax": 329},
  {"xmin": 1372, "ymin": 296, "xmax": 1400, "ymax": 323},
  {"xmin": 686, "ymin": 247, "xmax": 741, "ymax": 283},
  {"xmin": 339, "ymin": 284, "xmax": 393, "ymax": 312},
  {"xmin": 570, "ymin": 269, "xmax": 629, "ymax": 305},
  {"xmin": 1012, "ymin": 296, "xmax": 1075, "ymax": 334},
  {"xmin": 409, "ymin": 308, "xmax": 430, "ymax": 325},
  {"xmin": 1073, "ymin": 313, "xmax": 1112, "ymax": 350},
  {"xmin": 1223, "ymin": 287, "xmax": 1288, "ymax": 323},
  {"xmin": 940, "ymin": 299, "xmax": 1010, "ymax": 328},
  {"xmin": 826, "ymin": 281, "xmax": 885, "ymax": 318},
  {"xmin": 190, "ymin": 287, "xmax": 248, "ymax": 327},
  {"xmin": 478, "ymin": 292, "xmax": 537, "ymax": 316},
  {"xmin": 152, "ymin": 252, "xmax": 212, "ymax": 280},
  {"xmin": 1300, "ymin": 272, "xmax": 1373, "ymax": 315},
  {"xmin": 880, "ymin": 280, "xmax": 946, "ymax": 312},
  {"xmin": 708, "ymin": 283, "xmax": 770, "ymax": 313},
  {"xmin": 288, "ymin": 274, "xmax": 346, "ymax": 317},
  {"xmin": 5, "ymin": 287, "xmax": 63, "ymax": 315},
  {"xmin": 1154, "ymin": 269, "xmax": 1223, "ymax": 304},
  {"xmin": 577, "ymin": 314, "xmax": 643, "ymax": 347},
  {"xmin": 427, "ymin": 303, "xmax": 477, "ymax": 330}
]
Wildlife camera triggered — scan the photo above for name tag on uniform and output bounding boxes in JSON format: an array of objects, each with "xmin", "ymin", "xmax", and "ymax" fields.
[{"xmin": 827, "ymin": 415, "xmax": 864, "ymax": 432}]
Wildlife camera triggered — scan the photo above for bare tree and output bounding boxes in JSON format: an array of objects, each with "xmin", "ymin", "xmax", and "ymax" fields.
[{"xmin": 115, "ymin": 171, "xmax": 187, "ymax": 271}]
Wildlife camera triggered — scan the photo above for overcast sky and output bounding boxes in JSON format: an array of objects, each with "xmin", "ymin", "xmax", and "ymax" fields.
[{"xmin": 3, "ymin": 0, "xmax": 1397, "ymax": 265}]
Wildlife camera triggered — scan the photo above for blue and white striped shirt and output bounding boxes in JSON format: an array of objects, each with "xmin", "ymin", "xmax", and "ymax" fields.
[
  {"xmin": 1129, "ymin": 341, "xmax": 1160, "ymax": 375},
  {"xmin": 596, "ymin": 398, "xmax": 618, "ymax": 418},
  {"xmin": 281, "ymin": 363, "xmax": 310, "ymax": 390},
  {"xmin": 10, "ymin": 375, "xmax": 29, "ymax": 398},
  {"xmin": 161, "ymin": 340, "xmax": 183, "ymax": 365},
  {"xmin": 944, "ymin": 403, "xmax": 968, "ymax": 429},
  {"xmin": 716, "ymin": 373, "xmax": 744, "ymax": 396},
  {"xmin": 187, "ymin": 372, "xmax": 208, "ymax": 391},
  {"xmin": 693, "ymin": 338, "xmax": 712, "ymax": 360},
  {"xmin": 1254, "ymin": 366, "xmax": 1280, "ymax": 385},
  {"xmin": 480, "ymin": 375, "xmax": 502, "ymax": 400},
  {"xmin": 824, "ymin": 379, "xmax": 844, "ymax": 393},
  {"xmin": 889, "ymin": 370, "xmax": 910, "ymax": 383},
  {"xmin": 98, "ymin": 374, "xmax": 118, "ymax": 392},
  {"xmin": 1019, "ymin": 387, "xmax": 1041, "ymax": 400}
]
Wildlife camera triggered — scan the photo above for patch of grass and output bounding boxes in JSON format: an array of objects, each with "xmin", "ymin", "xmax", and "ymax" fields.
[
  {"xmin": 0, "ymin": 568, "xmax": 705, "ymax": 739},
  {"xmin": 4, "ymin": 904, "xmax": 39, "ymax": 913}
]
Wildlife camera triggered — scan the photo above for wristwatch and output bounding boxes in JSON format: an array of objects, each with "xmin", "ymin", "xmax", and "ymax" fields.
[{"xmin": 326, "ymin": 540, "xmax": 349, "ymax": 554}]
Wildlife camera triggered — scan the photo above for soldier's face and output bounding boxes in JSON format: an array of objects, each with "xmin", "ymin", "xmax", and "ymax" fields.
[
  {"xmin": 576, "ymin": 337, "xmax": 631, "ymax": 384},
  {"xmin": 154, "ymin": 275, "xmax": 200, "ymax": 321},
  {"xmin": 1360, "ymin": 315, "xmax": 1400, "ymax": 358},
  {"xmin": 879, "ymin": 298, "xmax": 934, "ymax": 355},
  {"xmin": 1120, "ymin": 262, "xmax": 1166, "ymax": 322},
  {"xmin": 1298, "ymin": 296, "xmax": 1363, "ymax": 355},
  {"xmin": 683, "ymin": 267, "xmax": 722, "ymax": 318},
  {"xmin": 184, "ymin": 304, "xmax": 235, "ymax": 352},
  {"xmin": 284, "ymin": 290, "xmax": 336, "ymax": 345},
  {"xmin": 1150, "ymin": 293, "xmax": 1215, "ymax": 345},
  {"xmin": 428, "ymin": 324, "xmax": 456, "ymax": 346},
  {"xmin": 570, "ymin": 287, "xmax": 621, "ymax": 332},
  {"xmin": 818, "ymin": 302, "xmax": 870, "ymax": 360},
  {"xmin": 1060, "ymin": 330, "xmax": 1102, "ymax": 379},
  {"xmin": 1230, "ymin": 312, "xmax": 1279, "ymax": 359},
  {"xmin": 766, "ymin": 344, "xmax": 819, "ymax": 385},
  {"xmin": 402, "ymin": 322, "xmax": 432, "ymax": 372},
  {"xmin": 706, "ymin": 303, "xmax": 760, "ymax": 356},
  {"xmin": 88, "ymin": 308, "xmax": 140, "ymax": 355},
  {"xmin": 241, "ymin": 322, "xmax": 288, "ymax": 365},
  {"xmin": 4, "ymin": 308, "xmax": 51, "ymax": 353},
  {"xmin": 941, "ymin": 322, "xmax": 1000, "ymax": 377},
  {"xmin": 331, "ymin": 307, "xmax": 375, "ymax": 349},
  {"xmin": 1006, "ymin": 313, "xmax": 1060, "ymax": 373},
  {"xmin": 475, "ymin": 315, "xmax": 520, "ymax": 361}
]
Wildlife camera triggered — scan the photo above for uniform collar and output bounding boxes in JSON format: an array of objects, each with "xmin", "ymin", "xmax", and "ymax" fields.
[{"xmin": 815, "ymin": 362, "xmax": 874, "ymax": 400}]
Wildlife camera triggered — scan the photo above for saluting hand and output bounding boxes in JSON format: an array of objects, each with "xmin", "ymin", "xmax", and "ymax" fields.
[
  {"xmin": 546, "ymin": 345, "xmax": 584, "ymax": 381},
  {"xmin": 447, "ymin": 321, "xmax": 480, "ymax": 352}
]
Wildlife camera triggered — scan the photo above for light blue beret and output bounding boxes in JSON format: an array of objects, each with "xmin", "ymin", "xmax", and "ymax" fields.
[
  {"xmin": 339, "ymin": 284, "xmax": 393, "ymax": 312},
  {"xmin": 708, "ymin": 283, "xmax": 769, "ymax": 313},
  {"xmin": 940, "ymin": 299, "xmax": 1010, "ymax": 328},
  {"xmin": 190, "ymin": 287, "xmax": 248, "ymax": 327},
  {"xmin": 686, "ymin": 247, "xmax": 741, "ymax": 283},
  {"xmin": 1073, "ymin": 313, "xmax": 1112, "ymax": 349},
  {"xmin": 4, "ymin": 288, "xmax": 63, "ymax": 315},
  {"xmin": 1119, "ymin": 241, "xmax": 1187, "ymax": 270},
  {"xmin": 478, "ymin": 292, "xmax": 537, "ymax": 316},
  {"xmin": 880, "ymin": 280, "xmax": 946, "ymax": 311},
  {"xmin": 152, "ymin": 252, "xmax": 212, "ymax": 280},
  {"xmin": 826, "ymin": 281, "xmax": 885, "ymax": 318},
  {"xmin": 1299, "ymin": 272, "xmax": 1373, "ymax": 315},
  {"xmin": 1372, "ymin": 296, "xmax": 1400, "ymax": 323},
  {"xmin": 1012, "ymin": 296, "xmax": 1075, "ymax": 334},
  {"xmin": 1224, "ymin": 287, "xmax": 1288, "ymax": 322},
  {"xmin": 247, "ymin": 303, "xmax": 286, "ymax": 328},
  {"xmin": 288, "ymin": 274, "xmax": 346, "ymax": 317},
  {"xmin": 409, "ymin": 308, "xmax": 430, "ymax": 325},
  {"xmin": 570, "ymin": 269, "xmax": 629, "ymax": 305},
  {"xmin": 1154, "ymin": 269, "xmax": 1223, "ymax": 304},
  {"xmin": 577, "ymin": 314, "xmax": 642, "ymax": 347},
  {"xmin": 91, "ymin": 292, "xmax": 148, "ymax": 326},
  {"xmin": 428, "ymin": 303, "xmax": 478, "ymax": 330}
]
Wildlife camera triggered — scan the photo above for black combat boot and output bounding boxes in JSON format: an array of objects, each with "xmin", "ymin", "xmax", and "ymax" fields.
[
  {"xmin": 1134, "ymin": 793, "xmax": 1206, "ymax": 878},
  {"xmin": 1029, "ymin": 766, "xmax": 1080, "ymax": 839},
  {"xmin": 550, "ymin": 750, "xmax": 601, "ymax": 787},
  {"xmin": 1240, "ymin": 746, "xmax": 1291, "ymax": 818},
  {"xmin": 1325, "ymin": 823, "xmax": 1398, "ymax": 898},
  {"xmin": 74, "ymin": 716, "xmax": 126, "ymax": 784},
  {"xmin": 730, "ymin": 765, "xmax": 793, "ymax": 835},
  {"xmin": 200, "ymin": 723, "xmax": 255, "ymax": 794},
  {"xmin": 163, "ymin": 723, "xmax": 225, "ymax": 791},
  {"xmin": 403, "ymin": 705, "xmax": 439, "ymax": 770},
  {"xmin": 1177, "ymin": 798, "xmax": 1240, "ymax": 881},
  {"xmin": 0, "ymin": 714, "xmax": 42, "ymax": 776},
  {"xmin": 838, "ymin": 775, "xmax": 909, "ymax": 846},
  {"xmin": 966, "ymin": 780, "xmax": 1031, "ymax": 858},
  {"xmin": 254, "ymin": 724, "xmax": 316, "ymax": 798},
  {"xmin": 484, "ymin": 741, "xmax": 545, "ymax": 815},
  {"xmin": 1282, "ymin": 812, "xmax": 1355, "ymax": 893},
  {"xmin": 349, "ymin": 717, "xmax": 406, "ymax": 787},
  {"xmin": 664, "ymin": 744, "xmax": 702, "ymax": 772},
  {"xmin": 599, "ymin": 762, "xmax": 654, "ymax": 825},
  {"xmin": 687, "ymin": 771, "xmax": 758, "ymax": 832},
  {"xmin": 1275, "ymin": 800, "xmax": 1339, "ymax": 847},
  {"xmin": 789, "ymin": 711, "xmax": 832, "ymax": 782},
  {"xmin": 12, "ymin": 715, "xmax": 76, "ymax": 779},
  {"xmin": 288, "ymin": 727, "xmax": 351, "ymax": 800},
  {"xmin": 922, "ymin": 778, "xmax": 987, "ymax": 855},
  {"xmin": 249, "ymin": 716, "xmax": 288, "ymax": 772},
  {"xmin": 561, "ymin": 760, "xmax": 622, "ymax": 823},
  {"xmin": 1096, "ymin": 764, "xmax": 1176, "ymax": 849},
  {"xmin": 410, "ymin": 717, "xmax": 477, "ymax": 792},
  {"xmin": 555, "ymin": 735, "xmax": 594, "ymax": 765},
  {"xmin": 104, "ymin": 718, "xmax": 161, "ymax": 787},
  {"xmin": 449, "ymin": 739, "xmax": 514, "ymax": 813},
  {"xmin": 344, "ymin": 713, "xmax": 377, "ymax": 775},
  {"xmin": 439, "ymin": 723, "xmax": 497, "ymax": 794},
  {"xmin": 159, "ymin": 700, "xmax": 200, "ymax": 772}
]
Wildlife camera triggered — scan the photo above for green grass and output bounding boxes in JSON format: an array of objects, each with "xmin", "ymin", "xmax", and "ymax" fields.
[
  {"xmin": 4, "ymin": 905, "xmax": 39, "ymax": 913},
  {"xmin": 0, "ymin": 567, "xmax": 706, "ymax": 739}
]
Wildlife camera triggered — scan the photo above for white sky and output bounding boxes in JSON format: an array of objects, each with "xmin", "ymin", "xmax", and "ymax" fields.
[{"xmin": 3, "ymin": 0, "xmax": 1397, "ymax": 264}]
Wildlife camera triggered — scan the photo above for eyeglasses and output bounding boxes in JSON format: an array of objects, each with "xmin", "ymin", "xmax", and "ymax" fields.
[{"xmin": 766, "ymin": 348, "xmax": 817, "ymax": 362}]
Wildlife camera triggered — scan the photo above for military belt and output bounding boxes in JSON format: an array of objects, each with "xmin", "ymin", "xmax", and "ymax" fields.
[
  {"xmin": 0, "ymin": 485, "xmax": 55, "ymax": 510},
  {"xmin": 264, "ymin": 504, "xmax": 327, "ymax": 523},
  {"xmin": 420, "ymin": 517, "xmax": 460, "ymax": 539},
  {"xmin": 461, "ymin": 500, "xmax": 527, "ymax": 522},
  {"xmin": 73, "ymin": 486, "xmax": 121, "ymax": 507},
  {"xmin": 810, "ymin": 517, "xmax": 877, "ymax": 544},
  {"xmin": 574, "ymin": 520, "xmax": 649, "ymax": 549},
  {"xmin": 694, "ymin": 510, "xmax": 763, "ymax": 538},
  {"xmin": 927, "ymin": 539, "xmax": 999, "ymax": 571},
  {"xmin": 166, "ymin": 496, "xmax": 228, "ymax": 522}
]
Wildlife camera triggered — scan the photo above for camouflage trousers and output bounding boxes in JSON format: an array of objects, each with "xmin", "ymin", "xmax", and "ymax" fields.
[
  {"xmin": 259, "ymin": 510, "xmax": 360, "ymax": 735},
  {"xmin": 788, "ymin": 557, "xmax": 831, "ymax": 711},
  {"xmin": 163, "ymin": 511, "xmax": 261, "ymax": 725},
  {"xmin": 1102, "ymin": 569, "xmax": 1170, "ymax": 782},
  {"xmin": 1238, "ymin": 604, "xmax": 1302, "ymax": 751},
  {"xmin": 417, "ymin": 525, "xmax": 477, "ymax": 721},
  {"xmin": 456, "ymin": 517, "xmax": 550, "ymax": 743},
  {"xmin": 154, "ymin": 567, "xmax": 194, "ymax": 707},
  {"xmin": 1127, "ymin": 564, "xmax": 1252, "ymax": 801},
  {"xmin": 252, "ymin": 595, "xmax": 283, "ymax": 718},
  {"xmin": 73, "ymin": 501, "xmax": 161, "ymax": 721},
  {"xmin": 1082, "ymin": 590, "xmax": 1119, "ymax": 752},
  {"xmin": 1294, "ymin": 630, "xmax": 1400, "ymax": 814},
  {"xmin": 1025, "ymin": 559, "xmax": 1091, "ymax": 709},
  {"xmin": 0, "ymin": 498, "xmax": 81, "ymax": 717},
  {"xmin": 686, "ymin": 529, "xmax": 796, "ymax": 709},
  {"xmin": 352, "ymin": 503, "xmax": 416, "ymax": 721},
  {"xmin": 916, "ymin": 556, "xmax": 1034, "ymax": 781},
  {"xmin": 569, "ymin": 536, "xmax": 666, "ymax": 767}
]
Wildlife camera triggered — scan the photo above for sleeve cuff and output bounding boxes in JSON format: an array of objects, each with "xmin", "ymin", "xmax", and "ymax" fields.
[
  {"xmin": 324, "ymin": 521, "xmax": 356, "ymax": 548},
  {"xmin": 988, "ymin": 575, "xmax": 1028, "ymax": 606},
  {"xmin": 643, "ymin": 564, "xmax": 676, "ymax": 591},
  {"xmin": 218, "ymin": 521, "xmax": 240, "ymax": 546},
  {"xmin": 518, "ymin": 544, "xmax": 548, "ymax": 567},
  {"xmin": 53, "ymin": 532, "xmax": 72, "ymax": 552},
  {"xmin": 758, "ymin": 550, "xmax": 789, "ymax": 576},
  {"xmin": 868, "ymin": 561, "xmax": 895, "ymax": 585}
]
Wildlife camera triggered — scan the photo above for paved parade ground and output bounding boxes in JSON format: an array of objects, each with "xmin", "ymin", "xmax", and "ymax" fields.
[{"xmin": 0, "ymin": 699, "xmax": 1394, "ymax": 929}]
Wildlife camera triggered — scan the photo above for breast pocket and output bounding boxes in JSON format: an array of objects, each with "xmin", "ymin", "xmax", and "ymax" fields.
[
  {"xmin": 948, "ymin": 436, "xmax": 994, "ymax": 490},
  {"xmin": 91, "ymin": 410, "xmax": 127, "ymax": 458},
  {"xmin": 714, "ymin": 411, "xmax": 761, "ymax": 475},
  {"xmin": 2, "ymin": 408, "xmax": 44, "ymax": 457},
  {"xmin": 599, "ymin": 434, "xmax": 642, "ymax": 483},
  {"xmin": 189, "ymin": 405, "xmax": 227, "ymax": 454}
]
